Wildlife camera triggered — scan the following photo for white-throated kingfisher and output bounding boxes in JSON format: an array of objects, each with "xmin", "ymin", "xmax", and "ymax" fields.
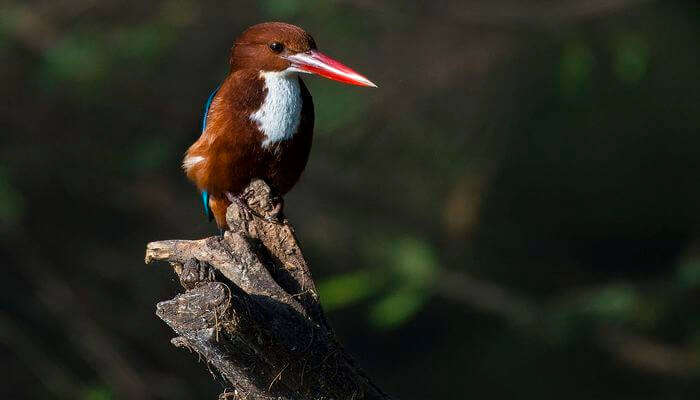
[{"xmin": 183, "ymin": 22, "xmax": 376, "ymax": 229}]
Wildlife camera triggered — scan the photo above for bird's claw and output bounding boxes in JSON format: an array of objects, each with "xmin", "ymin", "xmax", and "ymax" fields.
[
  {"xmin": 263, "ymin": 201, "xmax": 286, "ymax": 224},
  {"xmin": 226, "ymin": 192, "xmax": 253, "ymax": 221},
  {"xmin": 225, "ymin": 190, "xmax": 287, "ymax": 224}
]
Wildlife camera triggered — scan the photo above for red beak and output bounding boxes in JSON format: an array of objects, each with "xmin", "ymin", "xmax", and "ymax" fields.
[{"xmin": 285, "ymin": 50, "xmax": 377, "ymax": 88}]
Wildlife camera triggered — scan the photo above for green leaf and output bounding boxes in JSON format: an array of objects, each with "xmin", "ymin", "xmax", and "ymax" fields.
[
  {"xmin": 560, "ymin": 41, "xmax": 594, "ymax": 98},
  {"xmin": 390, "ymin": 237, "xmax": 438, "ymax": 288},
  {"xmin": 612, "ymin": 32, "xmax": 649, "ymax": 84},
  {"xmin": 318, "ymin": 269, "xmax": 385, "ymax": 311},
  {"xmin": 580, "ymin": 284, "xmax": 637, "ymax": 322},
  {"xmin": 83, "ymin": 386, "xmax": 112, "ymax": 400},
  {"xmin": 370, "ymin": 288, "xmax": 428, "ymax": 329}
]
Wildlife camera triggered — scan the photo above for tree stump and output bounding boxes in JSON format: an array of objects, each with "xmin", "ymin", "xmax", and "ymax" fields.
[{"xmin": 145, "ymin": 180, "xmax": 391, "ymax": 400}]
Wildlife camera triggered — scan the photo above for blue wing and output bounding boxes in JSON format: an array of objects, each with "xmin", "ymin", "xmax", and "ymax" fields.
[
  {"xmin": 201, "ymin": 84, "xmax": 220, "ymax": 133},
  {"xmin": 200, "ymin": 84, "xmax": 221, "ymax": 221},
  {"xmin": 201, "ymin": 190, "xmax": 211, "ymax": 221}
]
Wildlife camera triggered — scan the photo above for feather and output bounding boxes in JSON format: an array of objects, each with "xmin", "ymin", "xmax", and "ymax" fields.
[
  {"xmin": 201, "ymin": 84, "xmax": 221, "ymax": 132},
  {"xmin": 201, "ymin": 190, "xmax": 212, "ymax": 221},
  {"xmin": 199, "ymin": 84, "xmax": 221, "ymax": 221}
]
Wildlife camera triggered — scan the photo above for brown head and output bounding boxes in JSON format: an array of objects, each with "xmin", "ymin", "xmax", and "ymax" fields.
[{"xmin": 229, "ymin": 22, "xmax": 376, "ymax": 87}]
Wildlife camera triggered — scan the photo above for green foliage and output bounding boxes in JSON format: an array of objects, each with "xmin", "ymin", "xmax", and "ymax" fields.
[
  {"xmin": 580, "ymin": 284, "xmax": 638, "ymax": 322},
  {"xmin": 370, "ymin": 237, "xmax": 438, "ymax": 328},
  {"xmin": 387, "ymin": 237, "xmax": 438, "ymax": 288},
  {"xmin": 83, "ymin": 386, "xmax": 112, "ymax": 400},
  {"xmin": 559, "ymin": 41, "xmax": 594, "ymax": 98},
  {"xmin": 123, "ymin": 136, "xmax": 174, "ymax": 172},
  {"xmin": 259, "ymin": 0, "xmax": 302, "ymax": 18},
  {"xmin": 612, "ymin": 32, "xmax": 650, "ymax": 84},
  {"xmin": 259, "ymin": 0, "xmax": 336, "ymax": 21},
  {"xmin": 159, "ymin": 0, "xmax": 200, "ymax": 27},
  {"xmin": 39, "ymin": 23, "xmax": 176, "ymax": 92},
  {"xmin": 370, "ymin": 287, "xmax": 428, "ymax": 329},
  {"xmin": 111, "ymin": 24, "xmax": 176, "ymax": 63},
  {"xmin": 41, "ymin": 34, "xmax": 110, "ymax": 85},
  {"xmin": 320, "ymin": 236, "xmax": 438, "ymax": 328},
  {"xmin": 547, "ymin": 284, "xmax": 642, "ymax": 343},
  {"xmin": 318, "ymin": 268, "xmax": 385, "ymax": 311},
  {"xmin": 310, "ymin": 84, "xmax": 370, "ymax": 134}
]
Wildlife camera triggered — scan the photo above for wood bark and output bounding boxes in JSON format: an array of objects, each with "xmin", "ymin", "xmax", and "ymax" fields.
[{"xmin": 145, "ymin": 180, "xmax": 391, "ymax": 400}]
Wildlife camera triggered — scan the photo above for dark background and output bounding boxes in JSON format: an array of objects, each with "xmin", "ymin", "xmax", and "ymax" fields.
[{"xmin": 2, "ymin": 1, "xmax": 700, "ymax": 399}]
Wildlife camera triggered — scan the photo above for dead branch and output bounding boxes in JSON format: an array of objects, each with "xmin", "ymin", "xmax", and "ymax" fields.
[{"xmin": 145, "ymin": 180, "xmax": 391, "ymax": 400}]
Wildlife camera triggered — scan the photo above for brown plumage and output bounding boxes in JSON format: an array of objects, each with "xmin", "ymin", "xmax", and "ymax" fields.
[{"xmin": 183, "ymin": 22, "xmax": 375, "ymax": 228}]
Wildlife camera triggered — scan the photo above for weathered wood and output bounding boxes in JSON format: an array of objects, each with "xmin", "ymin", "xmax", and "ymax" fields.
[{"xmin": 146, "ymin": 180, "xmax": 391, "ymax": 400}]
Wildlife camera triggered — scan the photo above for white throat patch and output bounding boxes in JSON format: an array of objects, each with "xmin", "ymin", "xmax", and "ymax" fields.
[{"xmin": 250, "ymin": 70, "xmax": 302, "ymax": 147}]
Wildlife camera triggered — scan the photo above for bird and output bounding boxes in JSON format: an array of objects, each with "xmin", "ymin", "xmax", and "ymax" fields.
[{"xmin": 183, "ymin": 22, "xmax": 376, "ymax": 229}]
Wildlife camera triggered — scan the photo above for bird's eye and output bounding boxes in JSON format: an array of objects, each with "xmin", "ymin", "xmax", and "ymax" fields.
[{"xmin": 269, "ymin": 42, "xmax": 284, "ymax": 53}]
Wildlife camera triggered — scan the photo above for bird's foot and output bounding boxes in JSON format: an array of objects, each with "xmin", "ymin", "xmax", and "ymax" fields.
[
  {"xmin": 263, "ymin": 199, "xmax": 286, "ymax": 224},
  {"xmin": 225, "ymin": 192, "xmax": 253, "ymax": 221},
  {"xmin": 225, "ymin": 190, "xmax": 286, "ymax": 224}
]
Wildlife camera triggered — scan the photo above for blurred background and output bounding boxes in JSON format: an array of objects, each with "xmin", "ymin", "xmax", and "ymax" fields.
[{"xmin": 2, "ymin": 0, "xmax": 699, "ymax": 399}]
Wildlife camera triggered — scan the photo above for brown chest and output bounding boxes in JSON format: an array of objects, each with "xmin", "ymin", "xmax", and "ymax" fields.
[{"xmin": 185, "ymin": 72, "xmax": 314, "ymax": 196}]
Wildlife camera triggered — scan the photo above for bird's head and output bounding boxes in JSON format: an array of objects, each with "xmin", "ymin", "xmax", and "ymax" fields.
[{"xmin": 230, "ymin": 22, "xmax": 376, "ymax": 87}]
